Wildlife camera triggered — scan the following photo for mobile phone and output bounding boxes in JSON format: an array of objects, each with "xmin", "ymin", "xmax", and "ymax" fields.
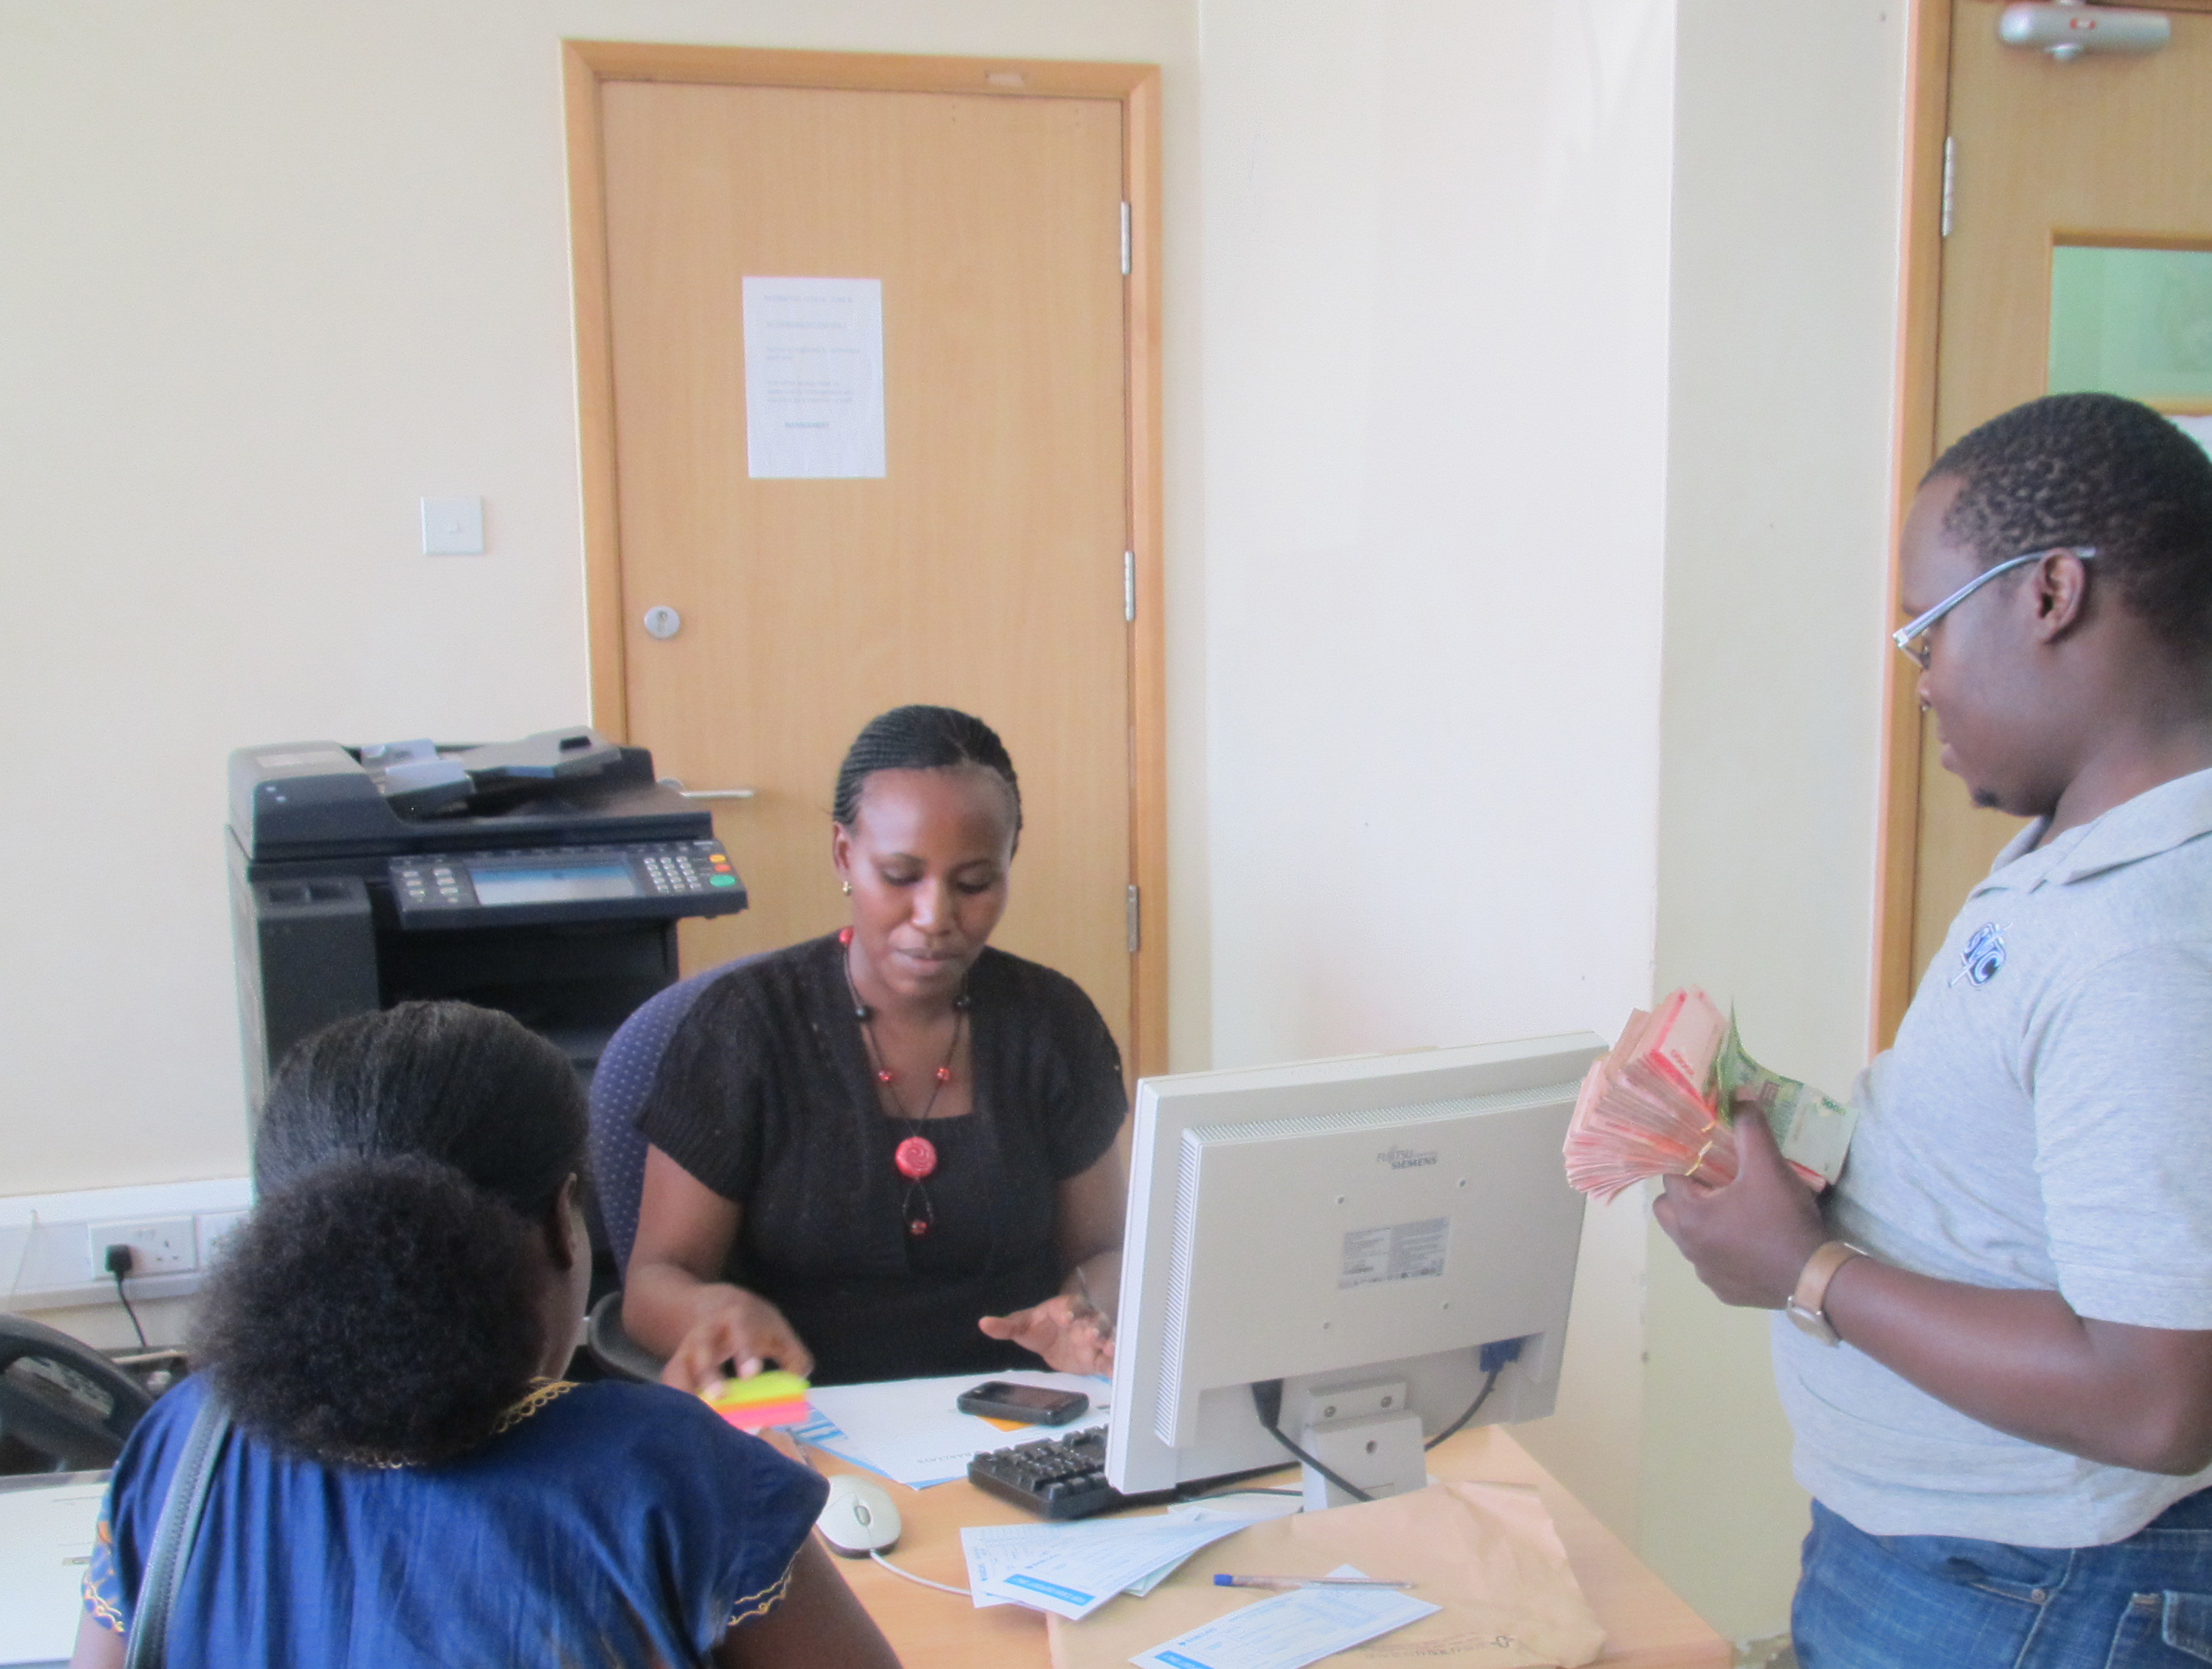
[{"xmin": 956, "ymin": 1380, "xmax": 1091, "ymax": 1425}]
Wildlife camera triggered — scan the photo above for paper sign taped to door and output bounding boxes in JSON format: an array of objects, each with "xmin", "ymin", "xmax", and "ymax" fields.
[{"xmin": 742, "ymin": 276, "xmax": 886, "ymax": 478}]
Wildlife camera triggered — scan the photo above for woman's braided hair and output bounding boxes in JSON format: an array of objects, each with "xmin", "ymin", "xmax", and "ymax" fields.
[
  {"xmin": 1930, "ymin": 392, "xmax": 2212, "ymax": 656},
  {"xmin": 190, "ymin": 1002, "xmax": 586, "ymax": 1467},
  {"xmin": 832, "ymin": 705, "xmax": 1022, "ymax": 842}
]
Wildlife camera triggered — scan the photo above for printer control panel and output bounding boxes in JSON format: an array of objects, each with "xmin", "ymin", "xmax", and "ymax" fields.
[{"xmin": 389, "ymin": 840, "xmax": 745, "ymax": 929}]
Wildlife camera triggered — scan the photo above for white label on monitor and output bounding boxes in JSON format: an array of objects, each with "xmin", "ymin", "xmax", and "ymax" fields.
[{"xmin": 1338, "ymin": 1218, "xmax": 1449, "ymax": 1288}]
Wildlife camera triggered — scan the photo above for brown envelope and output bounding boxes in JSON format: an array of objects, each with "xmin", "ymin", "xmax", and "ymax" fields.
[{"xmin": 1047, "ymin": 1481, "xmax": 1607, "ymax": 1668}]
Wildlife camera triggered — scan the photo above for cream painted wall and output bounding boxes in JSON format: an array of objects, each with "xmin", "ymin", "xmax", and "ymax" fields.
[
  {"xmin": 1195, "ymin": 0, "xmax": 1679, "ymax": 1539},
  {"xmin": 1646, "ymin": 0, "xmax": 1908, "ymax": 1640},
  {"xmin": 3, "ymin": 0, "xmax": 1922, "ymax": 1646},
  {"xmin": 0, "ymin": 0, "xmax": 1199, "ymax": 1195}
]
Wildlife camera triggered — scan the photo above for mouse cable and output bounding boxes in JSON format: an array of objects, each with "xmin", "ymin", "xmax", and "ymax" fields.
[{"xmin": 868, "ymin": 1549, "xmax": 970, "ymax": 1597}]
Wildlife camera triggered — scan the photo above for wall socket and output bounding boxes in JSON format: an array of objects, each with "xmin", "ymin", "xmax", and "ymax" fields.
[
  {"xmin": 90, "ymin": 1217, "xmax": 199, "ymax": 1276},
  {"xmin": 197, "ymin": 1210, "xmax": 248, "ymax": 1267}
]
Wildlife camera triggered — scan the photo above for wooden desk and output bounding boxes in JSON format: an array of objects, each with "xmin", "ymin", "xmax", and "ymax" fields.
[{"xmin": 818, "ymin": 1428, "xmax": 1728, "ymax": 1668}]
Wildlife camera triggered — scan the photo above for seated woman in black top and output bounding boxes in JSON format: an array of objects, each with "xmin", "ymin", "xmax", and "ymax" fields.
[{"xmin": 625, "ymin": 706, "xmax": 1128, "ymax": 1389}]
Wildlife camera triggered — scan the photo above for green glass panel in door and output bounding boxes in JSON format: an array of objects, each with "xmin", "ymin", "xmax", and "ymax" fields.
[{"xmin": 2049, "ymin": 244, "xmax": 2212, "ymax": 404}]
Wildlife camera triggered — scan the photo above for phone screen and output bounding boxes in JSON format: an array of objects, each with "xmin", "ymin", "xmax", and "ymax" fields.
[{"xmin": 960, "ymin": 1379, "xmax": 1088, "ymax": 1415}]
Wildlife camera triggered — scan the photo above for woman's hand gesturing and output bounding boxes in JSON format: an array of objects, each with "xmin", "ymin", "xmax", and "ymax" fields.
[
  {"xmin": 977, "ymin": 1294, "xmax": 1115, "ymax": 1376},
  {"xmin": 661, "ymin": 1291, "xmax": 815, "ymax": 1395}
]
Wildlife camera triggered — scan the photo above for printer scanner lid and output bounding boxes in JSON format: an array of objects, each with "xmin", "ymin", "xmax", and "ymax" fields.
[{"xmin": 229, "ymin": 727, "xmax": 711, "ymax": 864}]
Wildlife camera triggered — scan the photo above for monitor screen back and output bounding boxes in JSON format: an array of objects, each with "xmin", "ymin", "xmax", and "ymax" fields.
[{"xmin": 1106, "ymin": 1033, "xmax": 1602, "ymax": 1494}]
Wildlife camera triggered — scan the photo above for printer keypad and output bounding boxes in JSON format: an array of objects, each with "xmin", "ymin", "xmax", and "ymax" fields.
[{"xmin": 388, "ymin": 841, "xmax": 737, "ymax": 913}]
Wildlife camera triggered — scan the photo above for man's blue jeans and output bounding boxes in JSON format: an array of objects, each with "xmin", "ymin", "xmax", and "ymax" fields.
[{"xmin": 1794, "ymin": 1494, "xmax": 2212, "ymax": 1667}]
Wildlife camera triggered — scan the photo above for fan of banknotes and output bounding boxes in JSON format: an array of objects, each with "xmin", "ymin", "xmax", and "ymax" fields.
[{"xmin": 1562, "ymin": 986, "xmax": 1858, "ymax": 1203}]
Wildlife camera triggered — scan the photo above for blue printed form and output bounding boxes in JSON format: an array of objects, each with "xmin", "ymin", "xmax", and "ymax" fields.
[
  {"xmin": 1131, "ymin": 1566, "xmax": 1440, "ymax": 1669},
  {"xmin": 963, "ymin": 1511, "xmax": 1261, "ymax": 1621},
  {"xmin": 963, "ymin": 1503, "xmax": 1286, "ymax": 1615}
]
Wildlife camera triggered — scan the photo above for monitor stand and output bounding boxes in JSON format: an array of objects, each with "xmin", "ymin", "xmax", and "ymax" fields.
[{"xmin": 1296, "ymin": 1379, "xmax": 1429, "ymax": 1511}]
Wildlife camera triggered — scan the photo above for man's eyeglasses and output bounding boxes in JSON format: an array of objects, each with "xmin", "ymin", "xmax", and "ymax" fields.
[{"xmin": 1892, "ymin": 546, "xmax": 2096, "ymax": 670}]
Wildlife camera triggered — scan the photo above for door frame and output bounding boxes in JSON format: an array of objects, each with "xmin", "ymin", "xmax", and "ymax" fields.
[
  {"xmin": 1873, "ymin": 0, "xmax": 1953, "ymax": 1049},
  {"xmin": 1874, "ymin": 0, "xmax": 2212, "ymax": 1047},
  {"xmin": 560, "ymin": 41, "xmax": 1170, "ymax": 1075}
]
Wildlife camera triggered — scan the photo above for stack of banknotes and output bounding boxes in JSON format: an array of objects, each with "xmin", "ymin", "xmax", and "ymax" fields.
[{"xmin": 1562, "ymin": 986, "xmax": 1858, "ymax": 1203}]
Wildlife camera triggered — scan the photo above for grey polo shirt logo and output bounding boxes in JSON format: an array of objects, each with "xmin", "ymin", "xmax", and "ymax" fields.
[{"xmin": 1952, "ymin": 923, "xmax": 2007, "ymax": 986}]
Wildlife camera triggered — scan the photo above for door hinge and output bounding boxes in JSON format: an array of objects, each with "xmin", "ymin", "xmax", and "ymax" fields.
[
  {"xmin": 1123, "ymin": 551, "xmax": 1136, "ymax": 621},
  {"xmin": 1120, "ymin": 202, "xmax": 1132, "ymax": 276},
  {"xmin": 1941, "ymin": 136, "xmax": 1955, "ymax": 239},
  {"xmin": 1126, "ymin": 884, "xmax": 1141, "ymax": 953}
]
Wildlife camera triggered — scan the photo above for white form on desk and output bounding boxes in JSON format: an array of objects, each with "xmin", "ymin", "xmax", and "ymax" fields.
[
  {"xmin": 967, "ymin": 1514, "xmax": 1259, "ymax": 1621},
  {"xmin": 802, "ymin": 1372, "xmax": 1108, "ymax": 1489},
  {"xmin": 1131, "ymin": 1565, "xmax": 1441, "ymax": 1669},
  {"xmin": 0, "ymin": 1474, "xmax": 107, "ymax": 1667},
  {"xmin": 963, "ymin": 1500, "xmax": 1290, "ymax": 1616}
]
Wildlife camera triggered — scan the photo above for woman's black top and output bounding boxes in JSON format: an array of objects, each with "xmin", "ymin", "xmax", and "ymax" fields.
[{"xmin": 638, "ymin": 935, "xmax": 1127, "ymax": 1385}]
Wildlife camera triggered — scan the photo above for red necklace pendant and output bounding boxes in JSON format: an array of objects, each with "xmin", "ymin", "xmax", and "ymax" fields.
[
  {"xmin": 909, "ymin": 1218, "xmax": 930, "ymax": 1238},
  {"xmin": 894, "ymin": 1135, "xmax": 938, "ymax": 1181}
]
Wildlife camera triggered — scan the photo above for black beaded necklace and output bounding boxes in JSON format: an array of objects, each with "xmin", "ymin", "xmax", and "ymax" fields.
[{"xmin": 841, "ymin": 929, "xmax": 970, "ymax": 1238}]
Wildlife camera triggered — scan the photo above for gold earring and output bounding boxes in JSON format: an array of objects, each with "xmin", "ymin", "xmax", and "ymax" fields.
[{"xmin": 842, "ymin": 880, "xmax": 852, "ymax": 895}]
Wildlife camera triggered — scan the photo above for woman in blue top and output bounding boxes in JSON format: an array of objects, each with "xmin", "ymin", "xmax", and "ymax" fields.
[{"xmin": 74, "ymin": 1001, "xmax": 898, "ymax": 1669}]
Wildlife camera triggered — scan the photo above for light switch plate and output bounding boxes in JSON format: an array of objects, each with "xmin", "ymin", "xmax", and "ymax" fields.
[{"xmin": 421, "ymin": 496, "xmax": 485, "ymax": 555}]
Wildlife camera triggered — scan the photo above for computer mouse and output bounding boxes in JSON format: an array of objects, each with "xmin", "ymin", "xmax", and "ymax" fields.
[{"xmin": 815, "ymin": 1474, "xmax": 902, "ymax": 1557}]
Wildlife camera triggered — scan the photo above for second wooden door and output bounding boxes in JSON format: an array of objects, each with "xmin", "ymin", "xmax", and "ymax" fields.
[{"xmin": 1912, "ymin": 1, "xmax": 2212, "ymax": 981}]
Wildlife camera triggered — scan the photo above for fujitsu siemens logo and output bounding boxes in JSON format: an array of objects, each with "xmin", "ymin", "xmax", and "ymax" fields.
[{"xmin": 1377, "ymin": 1146, "xmax": 1438, "ymax": 1169}]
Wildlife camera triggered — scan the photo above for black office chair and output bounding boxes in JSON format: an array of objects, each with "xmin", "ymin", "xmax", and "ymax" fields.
[
  {"xmin": 0, "ymin": 1313, "xmax": 155, "ymax": 1474},
  {"xmin": 584, "ymin": 954, "xmax": 763, "ymax": 1382}
]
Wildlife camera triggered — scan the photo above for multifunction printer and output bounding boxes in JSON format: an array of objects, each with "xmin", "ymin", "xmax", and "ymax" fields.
[{"xmin": 227, "ymin": 726, "xmax": 747, "ymax": 1115}]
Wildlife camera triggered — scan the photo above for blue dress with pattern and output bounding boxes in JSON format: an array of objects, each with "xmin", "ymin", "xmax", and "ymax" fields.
[{"xmin": 83, "ymin": 1372, "xmax": 827, "ymax": 1666}]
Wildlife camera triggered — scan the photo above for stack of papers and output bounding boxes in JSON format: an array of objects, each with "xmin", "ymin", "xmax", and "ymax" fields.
[
  {"xmin": 797, "ymin": 1371, "xmax": 1108, "ymax": 1487},
  {"xmin": 0, "ymin": 1475, "xmax": 108, "ymax": 1667},
  {"xmin": 961, "ymin": 1502, "xmax": 1279, "ymax": 1621},
  {"xmin": 1131, "ymin": 1565, "xmax": 1440, "ymax": 1669}
]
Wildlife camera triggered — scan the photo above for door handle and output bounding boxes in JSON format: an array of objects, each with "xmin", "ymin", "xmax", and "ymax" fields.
[{"xmin": 658, "ymin": 777, "xmax": 757, "ymax": 801}]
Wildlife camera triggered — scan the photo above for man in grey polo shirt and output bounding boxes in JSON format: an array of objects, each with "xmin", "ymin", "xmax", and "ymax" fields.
[{"xmin": 1656, "ymin": 392, "xmax": 2212, "ymax": 1668}]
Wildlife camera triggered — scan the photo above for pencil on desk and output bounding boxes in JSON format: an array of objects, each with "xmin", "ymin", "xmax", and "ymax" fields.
[{"xmin": 1213, "ymin": 1575, "xmax": 1415, "ymax": 1590}]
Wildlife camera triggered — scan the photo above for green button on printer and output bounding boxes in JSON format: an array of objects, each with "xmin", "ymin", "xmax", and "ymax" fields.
[{"xmin": 709, "ymin": 875, "xmax": 737, "ymax": 887}]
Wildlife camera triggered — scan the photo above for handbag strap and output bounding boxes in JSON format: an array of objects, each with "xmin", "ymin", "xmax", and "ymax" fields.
[{"xmin": 125, "ymin": 1386, "xmax": 232, "ymax": 1669}]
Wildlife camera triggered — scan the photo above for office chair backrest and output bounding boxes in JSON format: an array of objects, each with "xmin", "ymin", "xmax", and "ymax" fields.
[
  {"xmin": 588, "ymin": 955, "xmax": 763, "ymax": 1273},
  {"xmin": 0, "ymin": 1313, "xmax": 155, "ymax": 1474}
]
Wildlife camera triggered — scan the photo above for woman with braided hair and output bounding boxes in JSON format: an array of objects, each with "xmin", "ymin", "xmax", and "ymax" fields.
[
  {"xmin": 625, "ymin": 705, "xmax": 1128, "ymax": 1389},
  {"xmin": 74, "ymin": 1001, "xmax": 897, "ymax": 1668}
]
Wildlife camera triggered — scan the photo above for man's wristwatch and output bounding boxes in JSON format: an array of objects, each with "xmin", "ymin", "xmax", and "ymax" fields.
[{"xmin": 1784, "ymin": 1241, "xmax": 1866, "ymax": 1346}]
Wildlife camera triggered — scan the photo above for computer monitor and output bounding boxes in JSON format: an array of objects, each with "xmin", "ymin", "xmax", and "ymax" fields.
[{"xmin": 1104, "ymin": 1033, "xmax": 1603, "ymax": 1507}]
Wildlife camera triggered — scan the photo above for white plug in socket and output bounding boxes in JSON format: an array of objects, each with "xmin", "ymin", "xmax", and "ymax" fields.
[{"xmin": 93, "ymin": 1217, "xmax": 199, "ymax": 1276}]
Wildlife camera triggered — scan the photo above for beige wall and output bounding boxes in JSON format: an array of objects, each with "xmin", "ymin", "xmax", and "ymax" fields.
[
  {"xmin": 1647, "ymin": 0, "xmax": 1908, "ymax": 1639},
  {"xmin": 0, "ymin": 0, "xmax": 1199, "ymax": 1195},
  {"xmin": 1, "ymin": 0, "xmax": 1916, "ymax": 1645},
  {"xmin": 1192, "ymin": 0, "xmax": 1679, "ymax": 1546}
]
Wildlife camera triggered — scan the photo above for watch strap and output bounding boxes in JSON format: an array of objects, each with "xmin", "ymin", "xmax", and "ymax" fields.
[{"xmin": 1790, "ymin": 1240, "xmax": 1864, "ymax": 1328}]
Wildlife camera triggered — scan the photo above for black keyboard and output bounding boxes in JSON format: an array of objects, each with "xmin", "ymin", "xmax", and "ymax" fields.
[{"xmin": 967, "ymin": 1427, "xmax": 1167, "ymax": 1520}]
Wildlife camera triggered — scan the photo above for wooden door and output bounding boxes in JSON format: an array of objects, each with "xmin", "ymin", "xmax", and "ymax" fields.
[
  {"xmin": 566, "ymin": 49, "xmax": 1165, "ymax": 1068},
  {"xmin": 1882, "ymin": 0, "xmax": 2212, "ymax": 1018}
]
